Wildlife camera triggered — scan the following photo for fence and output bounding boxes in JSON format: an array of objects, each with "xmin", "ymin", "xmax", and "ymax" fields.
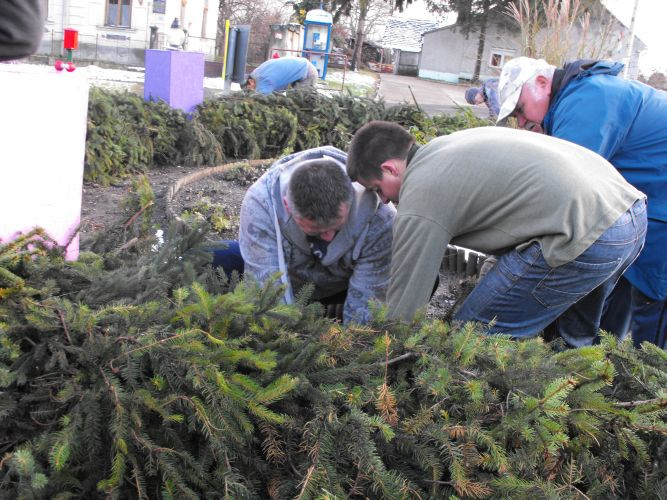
[
  {"xmin": 36, "ymin": 30, "xmax": 351, "ymax": 92},
  {"xmin": 441, "ymin": 245, "xmax": 490, "ymax": 279},
  {"xmin": 38, "ymin": 30, "xmax": 220, "ymax": 67}
]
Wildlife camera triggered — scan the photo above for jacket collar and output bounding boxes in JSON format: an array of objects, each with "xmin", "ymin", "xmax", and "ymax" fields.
[{"xmin": 406, "ymin": 143, "xmax": 421, "ymax": 167}]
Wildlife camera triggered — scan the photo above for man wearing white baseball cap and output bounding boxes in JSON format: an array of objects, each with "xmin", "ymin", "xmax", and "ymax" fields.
[{"xmin": 496, "ymin": 56, "xmax": 667, "ymax": 349}]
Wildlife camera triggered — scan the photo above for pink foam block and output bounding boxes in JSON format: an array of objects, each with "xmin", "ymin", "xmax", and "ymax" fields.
[{"xmin": 0, "ymin": 65, "xmax": 88, "ymax": 260}]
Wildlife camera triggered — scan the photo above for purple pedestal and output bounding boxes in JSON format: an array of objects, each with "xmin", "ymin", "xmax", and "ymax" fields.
[{"xmin": 144, "ymin": 50, "xmax": 205, "ymax": 114}]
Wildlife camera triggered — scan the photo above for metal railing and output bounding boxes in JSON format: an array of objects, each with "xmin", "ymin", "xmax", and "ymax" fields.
[{"xmin": 38, "ymin": 30, "xmax": 220, "ymax": 66}]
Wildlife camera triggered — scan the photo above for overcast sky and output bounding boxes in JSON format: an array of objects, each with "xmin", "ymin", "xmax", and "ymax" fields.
[
  {"xmin": 393, "ymin": 0, "xmax": 666, "ymax": 74},
  {"xmin": 603, "ymin": 0, "xmax": 666, "ymax": 73}
]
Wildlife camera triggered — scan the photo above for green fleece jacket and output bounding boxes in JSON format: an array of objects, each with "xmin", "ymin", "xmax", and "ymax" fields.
[{"xmin": 388, "ymin": 126, "xmax": 644, "ymax": 321}]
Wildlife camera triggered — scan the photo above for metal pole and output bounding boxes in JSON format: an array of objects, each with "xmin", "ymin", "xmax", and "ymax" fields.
[
  {"xmin": 222, "ymin": 19, "xmax": 230, "ymax": 79},
  {"xmin": 623, "ymin": 0, "xmax": 640, "ymax": 79}
]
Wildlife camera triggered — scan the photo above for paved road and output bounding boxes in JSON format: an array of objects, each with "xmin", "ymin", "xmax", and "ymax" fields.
[{"xmin": 378, "ymin": 73, "xmax": 490, "ymax": 118}]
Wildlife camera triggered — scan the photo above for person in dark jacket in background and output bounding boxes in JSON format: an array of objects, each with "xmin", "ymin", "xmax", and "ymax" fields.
[
  {"xmin": 0, "ymin": 0, "xmax": 45, "ymax": 61},
  {"xmin": 464, "ymin": 78, "xmax": 500, "ymax": 118},
  {"xmin": 496, "ymin": 56, "xmax": 667, "ymax": 349}
]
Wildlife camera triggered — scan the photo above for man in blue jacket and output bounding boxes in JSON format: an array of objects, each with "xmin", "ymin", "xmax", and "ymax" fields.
[
  {"xmin": 496, "ymin": 56, "xmax": 667, "ymax": 348},
  {"xmin": 243, "ymin": 57, "xmax": 319, "ymax": 95}
]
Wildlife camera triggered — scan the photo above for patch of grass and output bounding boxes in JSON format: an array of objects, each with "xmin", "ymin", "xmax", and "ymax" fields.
[{"xmin": 181, "ymin": 196, "xmax": 236, "ymax": 233}]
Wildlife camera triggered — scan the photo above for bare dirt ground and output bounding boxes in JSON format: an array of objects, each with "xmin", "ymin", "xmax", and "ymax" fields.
[
  {"xmin": 79, "ymin": 163, "xmax": 461, "ymax": 319},
  {"xmin": 79, "ymin": 163, "xmax": 260, "ymax": 246},
  {"xmin": 80, "ymin": 165, "xmax": 202, "ymax": 245}
]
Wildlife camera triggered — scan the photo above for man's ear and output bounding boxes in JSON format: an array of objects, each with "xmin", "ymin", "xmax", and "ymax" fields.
[
  {"xmin": 535, "ymin": 75, "xmax": 551, "ymax": 96},
  {"xmin": 380, "ymin": 160, "xmax": 399, "ymax": 177},
  {"xmin": 283, "ymin": 196, "xmax": 291, "ymax": 214}
]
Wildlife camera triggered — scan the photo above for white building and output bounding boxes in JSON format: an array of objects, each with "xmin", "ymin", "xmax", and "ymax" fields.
[{"xmin": 40, "ymin": 0, "xmax": 220, "ymax": 65}]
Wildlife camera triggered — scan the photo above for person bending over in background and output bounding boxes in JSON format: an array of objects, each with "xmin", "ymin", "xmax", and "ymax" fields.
[
  {"xmin": 243, "ymin": 56, "xmax": 319, "ymax": 95},
  {"xmin": 209, "ymin": 146, "xmax": 395, "ymax": 325},
  {"xmin": 464, "ymin": 78, "xmax": 500, "ymax": 119},
  {"xmin": 347, "ymin": 121, "xmax": 646, "ymax": 348}
]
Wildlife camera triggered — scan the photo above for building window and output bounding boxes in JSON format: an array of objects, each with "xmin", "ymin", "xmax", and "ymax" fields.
[
  {"xmin": 106, "ymin": 0, "xmax": 132, "ymax": 28},
  {"xmin": 153, "ymin": 0, "xmax": 166, "ymax": 14},
  {"xmin": 489, "ymin": 50, "xmax": 514, "ymax": 68}
]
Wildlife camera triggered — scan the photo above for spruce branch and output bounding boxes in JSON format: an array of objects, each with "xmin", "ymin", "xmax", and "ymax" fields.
[
  {"xmin": 614, "ymin": 398, "xmax": 667, "ymax": 409},
  {"xmin": 538, "ymin": 378, "xmax": 578, "ymax": 407},
  {"xmin": 108, "ymin": 328, "xmax": 202, "ymax": 372},
  {"xmin": 370, "ymin": 352, "xmax": 418, "ymax": 368},
  {"xmin": 632, "ymin": 424, "xmax": 667, "ymax": 435},
  {"xmin": 56, "ymin": 308, "xmax": 72, "ymax": 344},
  {"xmin": 113, "ymin": 237, "xmax": 139, "ymax": 254},
  {"xmin": 124, "ymin": 201, "xmax": 154, "ymax": 229}
]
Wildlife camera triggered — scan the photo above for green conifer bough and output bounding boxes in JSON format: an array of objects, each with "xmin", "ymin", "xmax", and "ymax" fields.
[
  {"xmin": 1, "ymin": 224, "xmax": 665, "ymax": 499},
  {"xmin": 84, "ymin": 87, "xmax": 491, "ymax": 185}
]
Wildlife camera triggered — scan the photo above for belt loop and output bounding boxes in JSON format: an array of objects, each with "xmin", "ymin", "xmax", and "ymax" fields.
[{"xmin": 629, "ymin": 200, "xmax": 637, "ymax": 226}]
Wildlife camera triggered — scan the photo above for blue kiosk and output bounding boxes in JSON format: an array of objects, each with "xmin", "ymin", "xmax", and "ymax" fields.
[{"xmin": 303, "ymin": 9, "xmax": 332, "ymax": 79}]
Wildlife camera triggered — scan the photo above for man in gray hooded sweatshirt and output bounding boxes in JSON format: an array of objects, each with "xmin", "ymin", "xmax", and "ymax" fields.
[{"xmin": 212, "ymin": 146, "xmax": 396, "ymax": 324}]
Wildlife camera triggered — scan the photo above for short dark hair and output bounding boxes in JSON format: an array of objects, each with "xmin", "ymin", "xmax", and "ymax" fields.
[
  {"xmin": 287, "ymin": 159, "xmax": 354, "ymax": 225},
  {"xmin": 347, "ymin": 121, "xmax": 414, "ymax": 181},
  {"xmin": 241, "ymin": 76, "xmax": 254, "ymax": 89}
]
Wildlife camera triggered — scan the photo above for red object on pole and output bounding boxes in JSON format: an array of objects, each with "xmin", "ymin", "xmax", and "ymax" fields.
[
  {"xmin": 272, "ymin": 51, "xmax": 280, "ymax": 58},
  {"xmin": 63, "ymin": 28, "xmax": 79, "ymax": 50}
]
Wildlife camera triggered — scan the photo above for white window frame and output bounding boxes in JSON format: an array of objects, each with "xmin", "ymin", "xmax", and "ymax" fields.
[{"xmin": 489, "ymin": 49, "xmax": 515, "ymax": 68}]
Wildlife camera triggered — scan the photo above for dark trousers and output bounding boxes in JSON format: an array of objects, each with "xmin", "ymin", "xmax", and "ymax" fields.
[
  {"xmin": 206, "ymin": 240, "xmax": 244, "ymax": 278},
  {"xmin": 600, "ymin": 276, "xmax": 667, "ymax": 349}
]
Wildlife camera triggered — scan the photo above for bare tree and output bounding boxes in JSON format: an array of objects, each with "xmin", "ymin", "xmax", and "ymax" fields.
[
  {"xmin": 424, "ymin": 0, "xmax": 516, "ymax": 81},
  {"xmin": 345, "ymin": 0, "xmax": 392, "ymax": 70},
  {"xmin": 216, "ymin": 0, "xmax": 288, "ymax": 58}
]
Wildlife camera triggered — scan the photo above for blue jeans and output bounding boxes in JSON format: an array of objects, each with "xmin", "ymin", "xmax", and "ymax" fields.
[{"xmin": 454, "ymin": 199, "xmax": 647, "ymax": 347}]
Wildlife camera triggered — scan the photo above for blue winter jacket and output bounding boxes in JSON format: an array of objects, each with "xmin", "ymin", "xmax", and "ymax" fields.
[
  {"xmin": 482, "ymin": 78, "xmax": 500, "ymax": 117},
  {"xmin": 543, "ymin": 60, "xmax": 667, "ymax": 300},
  {"xmin": 249, "ymin": 57, "xmax": 313, "ymax": 94}
]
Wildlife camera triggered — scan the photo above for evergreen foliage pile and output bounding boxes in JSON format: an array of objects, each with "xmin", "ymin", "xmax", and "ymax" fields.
[
  {"xmin": 85, "ymin": 88, "xmax": 491, "ymax": 185},
  {"xmin": 1, "ymin": 227, "xmax": 666, "ymax": 498},
  {"xmin": 85, "ymin": 88, "xmax": 188, "ymax": 184}
]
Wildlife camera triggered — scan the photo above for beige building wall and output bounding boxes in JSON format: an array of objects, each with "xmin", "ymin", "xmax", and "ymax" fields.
[{"xmin": 420, "ymin": 13, "xmax": 644, "ymax": 83}]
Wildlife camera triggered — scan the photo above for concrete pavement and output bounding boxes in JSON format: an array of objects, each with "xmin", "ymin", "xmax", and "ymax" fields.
[{"xmin": 378, "ymin": 73, "xmax": 490, "ymax": 118}]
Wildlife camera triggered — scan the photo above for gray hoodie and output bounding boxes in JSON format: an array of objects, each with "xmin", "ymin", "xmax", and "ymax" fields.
[{"xmin": 239, "ymin": 146, "xmax": 396, "ymax": 324}]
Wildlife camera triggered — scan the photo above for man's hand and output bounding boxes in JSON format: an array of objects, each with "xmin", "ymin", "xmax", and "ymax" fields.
[{"xmin": 478, "ymin": 256, "xmax": 498, "ymax": 279}]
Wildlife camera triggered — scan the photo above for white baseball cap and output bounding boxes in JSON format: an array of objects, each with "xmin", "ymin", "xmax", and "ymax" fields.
[{"xmin": 497, "ymin": 57, "xmax": 554, "ymax": 123}]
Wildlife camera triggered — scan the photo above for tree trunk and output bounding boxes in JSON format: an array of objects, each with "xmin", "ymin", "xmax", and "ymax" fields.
[
  {"xmin": 472, "ymin": 0, "xmax": 490, "ymax": 82},
  {"xmin": 202, "ymin": 0, "xmax": 208, "ymax": 39},
  {"xmin": 216, "ymin": 1, "xmax": 232, "ymax": 59},
  {"xmin": 350, "ymin": 0, "xmax": 369, "ymax": 71}
]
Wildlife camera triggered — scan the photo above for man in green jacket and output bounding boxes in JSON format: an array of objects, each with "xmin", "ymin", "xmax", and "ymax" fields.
[{"xmin": 347, "ymin": 121, "xmax": 647, "ymax": 347}]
